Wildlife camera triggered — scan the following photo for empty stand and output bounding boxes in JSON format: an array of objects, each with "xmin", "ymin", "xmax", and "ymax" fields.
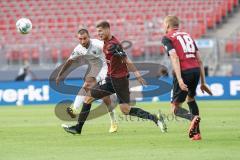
[{"xmin": 0, "ymin": 0, "xmax": 237, "ymax": 63}]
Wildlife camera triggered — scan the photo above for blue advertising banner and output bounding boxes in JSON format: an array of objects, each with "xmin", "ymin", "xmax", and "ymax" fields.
[
  {"xmin": 0, "ymin": 77, "xmax": 239, "ymax": 106},
  {"xmin": 0, "ymin": 80, "xmax": 83, "ymax": 106}
]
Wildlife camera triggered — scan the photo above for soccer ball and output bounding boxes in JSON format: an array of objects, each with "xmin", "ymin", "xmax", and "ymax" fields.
[{"xmin": 16, "ymin": 18, "xmax": 32, "ymax": 34}]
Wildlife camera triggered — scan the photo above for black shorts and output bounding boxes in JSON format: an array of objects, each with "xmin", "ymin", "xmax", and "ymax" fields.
[
  {"xmin": 171, "ymin": 68, "xmax": 200, "ymax": 104},
  {"xmin": 90, "ymin": 76, "xmax": 130, "ymax": 104}
]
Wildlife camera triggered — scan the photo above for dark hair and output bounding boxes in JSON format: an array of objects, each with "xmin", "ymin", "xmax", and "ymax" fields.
[
  {"xmin": 96, "ymin": 21, "xmax": 110, "ymax": 28},
  {"xmin": 78, "ymin": 28, "xmax": 89, "ymax": 35}
]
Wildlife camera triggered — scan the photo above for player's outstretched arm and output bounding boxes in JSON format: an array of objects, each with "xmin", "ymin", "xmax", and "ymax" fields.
[
  {"xmin": 196, "ymin": 51, "xmax": 206, "ymax": 84},
  {"xmin": 196, "ymin": 51, "xmax": 213, "ymax": 95},
  {"xmin": 124, "ymin": 57, "xmax": 146, "ymax": 86},
  {"xmin": 169, "ymin": 51, "xmax": 188, "ymax": 91},
  {"xmin": 56, "ymin": 59, "xmax": 74, "ymax": 85}
]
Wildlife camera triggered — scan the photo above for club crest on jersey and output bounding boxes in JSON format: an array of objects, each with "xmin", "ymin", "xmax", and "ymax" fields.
[{"xmin": 71, "ymin": 51, "xmax": 77, "ymax": 56}]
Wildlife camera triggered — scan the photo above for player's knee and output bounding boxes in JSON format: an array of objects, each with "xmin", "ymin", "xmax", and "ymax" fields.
[
  {"xmin": 83, "ymin": 82, "xmax": 90, "ymax": 91},
  {"xmin": 171, "ymin": 103, "xmax": 181, "ymax": 115},
  {"xmin": 120, "ymin": 104, "xmax": 130, "ymax": 115},
  {"xmin": 83, "ymin": 97, "xmax": 94, "ymax": 104},
  {"xmin": 85, "ymin": 77, "xmax": 96, "ymax": 85},
  {"xmin": 103, "ymin": 96, "xmax": 111, "ymax": 106},
  {"xmin": 187, "ymin": 96, "xmax": 195, "ymax": 102},
  {"xmin": 83, "ymin": 78, "xmax": 96, "ymax": 90}
]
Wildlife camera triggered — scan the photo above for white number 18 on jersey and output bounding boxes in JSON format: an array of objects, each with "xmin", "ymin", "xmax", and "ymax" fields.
[{"xmin": 177, "ymin": 35, "xmax": 196, "ymax": 53}]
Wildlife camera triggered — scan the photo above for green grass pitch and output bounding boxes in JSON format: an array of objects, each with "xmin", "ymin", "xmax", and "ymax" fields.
[{"xmin": 0, "ymin": 100, "xmax": 240, "ymax": 160}]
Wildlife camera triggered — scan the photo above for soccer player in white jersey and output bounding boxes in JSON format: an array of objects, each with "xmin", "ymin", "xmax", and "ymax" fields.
[{"xmin": 56, "ymin": 28, "xmax": 118, "ymax": 133}]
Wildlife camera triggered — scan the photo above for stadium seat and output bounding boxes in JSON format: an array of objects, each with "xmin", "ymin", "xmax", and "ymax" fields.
[
  {"xmin": 61, "ymin": 48, "xmax": 71, "ymax": 60},
  {"xmin": 131, "ymin": 46, "xmax": 144, "ymax": 57},
  {"xmin": 236, "ymin": 41, "xmax": 240, "ymax": 54},
  {"xmin": 22, "ymin": 50, "xmax": 30, "ymax": 61},
  {"xmin": 228, "ymin": 0, "xmax": 234, "ymax": 12},
  {"xmin": 234, "ymin": 0, "xmax": 239, "ymax": 7},
  {"xmin": 225, "ymin": 40, "xmax": 234, "ymax": 55},
  {"xmin": 32, "ymin": 48, "xmax": 39, "ymax": 64},
  {"xmin": 159, "ymin": 45, "xmax": 165, "ymax": 55},
  {"xmin": 51, "ymin": 48, "xmax": 58, "ymax": 63}
]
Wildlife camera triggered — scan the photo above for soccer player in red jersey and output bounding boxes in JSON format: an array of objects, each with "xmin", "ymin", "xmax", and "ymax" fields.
[
  {"xmin": 161, "ymin": 16, "xmax": 212, "ymax": 140},
  {"xmin": 62, "ymin": 21, "xmax": 167, "ymax": 135}
]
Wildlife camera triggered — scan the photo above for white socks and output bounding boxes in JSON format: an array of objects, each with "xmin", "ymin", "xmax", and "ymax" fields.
[
  {"xmin": 73, "ymin": 94, "xmax": 117, "ymax": 124},
  {"xmin": 108, "ymin": 109, "xmax": 117, "ymax": 124},
  {"xmin": 72, "ymin": 95, "xmax": 84, "ymax": 110}
]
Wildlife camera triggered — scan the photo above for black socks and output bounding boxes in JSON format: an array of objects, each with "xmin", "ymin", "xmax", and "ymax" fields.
[
  {"xmin": 188, "ymin": 101, "xmax": 200, "ymax": 133},
  {"xmin": 174, "ymin": 107, "xmax": 194, "ymax": 121},
  {"xmin": 76, "ymin": 103, "xmax": 92, "ymax": 132},
  {"xmin": 173, "ymin": 101, "xmax": 200, "ymax": 122},
  {"xmin": 187, "ymin": 101, "xmax": 199, "ymax": 115},
  {"xmin": 129, "ymin": 107, "xmax": 158, "ymax": 123}
]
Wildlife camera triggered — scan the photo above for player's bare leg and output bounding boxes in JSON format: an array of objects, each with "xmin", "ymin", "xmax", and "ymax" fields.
[
  {"xmin": 66, "ymin": 81, "xmax": 91, "ymax": 118},
  {"xmin": 102, "ymin": 96, "xmax": 118, "ymax": 133},
  {"xmin": 67, "ymin": 77, "xmax": 97, "ymax": 118},
  {"xmin": 66, "ymin": 89, "xmax": 86, "ymax": 118},
  {"xmin": 62, "ymin": 96, "xmax": 95, "ymax": 134}
]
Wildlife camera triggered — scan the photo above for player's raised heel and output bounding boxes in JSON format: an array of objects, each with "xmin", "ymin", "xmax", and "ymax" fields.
[
  {"xmin": 156, "ymin": 113, "xmax": 167, "ymax": 133},
  {"xmin": 188, "ymin": 116, "xmax": 201, "ymax": 138},
  {"xmin": 66, "ymin": 107, "xmax": 77, "ymax": 118}
]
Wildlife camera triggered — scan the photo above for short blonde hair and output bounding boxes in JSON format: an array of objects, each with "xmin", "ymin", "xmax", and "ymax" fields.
[{"xmin": 164, "ymin": 15, "xmax": 180, "ymax": 28}]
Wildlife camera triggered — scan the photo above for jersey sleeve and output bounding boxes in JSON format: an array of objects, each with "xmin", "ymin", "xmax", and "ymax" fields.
[
  {"xmin": 68, "ymin": 45, "xmax": 83, "ymax": 60},
  {"xmin": 91, "ymin": 39, "xmax": 104, "ymax": 50},
  {"xmin": 109, "ymin": 41, "xmax": 127, "ymax": 57},
  {"xmin": 162, "ymin": 36, "xmax": 175, "ymax": 55}
]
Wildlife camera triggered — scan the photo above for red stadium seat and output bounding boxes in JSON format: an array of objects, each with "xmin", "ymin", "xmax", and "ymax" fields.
[
  {"xmin": 51, "ymin": 48, "xmax": 58, "ymax": 63},
  {"xmin": 225, "ymin": 40, "xmax": 234, "ymax": 55},
  {"xmin": 228, "ymin": 0, "xmax": 234, "ymax": 12},
  {"xmin": 159, "ymin": 45, "xmax": 165, "ymax": 55},
  {"xmin": 236, "ymin": 41, "xmax": 240, "ymax": 54},
  {"xmin": 61, "ymin": 48, "xmax": 71, "ymax": 60},
  {"xmin": 131, "ymin": 46, "xmax": 144, "ymax": 57},
  {"xmin": 206, "ymin": 12, "xmax": 215, "ymax": 28},
  {"xmin": 22, "ymin": 50, "xmax": 30, "ymax": 61},
  {"xmin": 234, "ymin": 0, "xmax": 239, "ymax": 7},
  {"xmin": 7, "ymin": 50, "xmax": 20, "ymax": 62},
  {"xmin": 32, "ymin": 48, "xmax": 39, "ymax": 64}
]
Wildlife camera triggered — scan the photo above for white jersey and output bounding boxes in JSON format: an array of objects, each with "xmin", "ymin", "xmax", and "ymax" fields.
[{"xmin": 69, "ymin": 39, "xmax": 107, "ymax": 81}]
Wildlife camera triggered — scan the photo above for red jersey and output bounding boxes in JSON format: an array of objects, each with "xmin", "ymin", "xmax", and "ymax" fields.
[
  {"xmin": 103, "ymin": 36, "xmax": 129, "ymax": 78},
  {"xmin": 162, "ymin": 29, "xmax": 200, "ymax": 71}
]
